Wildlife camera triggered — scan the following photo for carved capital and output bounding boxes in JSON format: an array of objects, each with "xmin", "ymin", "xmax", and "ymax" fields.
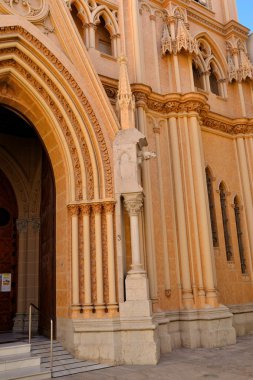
[
  {"xmin": 16, "ymin": 219, "xmax": 28, "ymax": 233},
  {"xmin": 123, "ymin": 193, "xmax": 143, "ymax": 216},
  {"xmin": 80, "ymin": 204, "xmax": 91, "ymax": 216},
  {"xmin": 31, "ymin": 217, "xmax": 40, "ymax": 231},
  {"xmin": 104, "ymin": 202, "xmax": 115, "ymax": 214},
  {"xmin": 68, "ymin": 204, "xmax": 79, "ymax": 216},
  {"xmin": 92, "ymin": 203, "xmax": 102, "ymax": 214}
]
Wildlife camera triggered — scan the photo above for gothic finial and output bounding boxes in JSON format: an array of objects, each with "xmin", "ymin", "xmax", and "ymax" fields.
[{"xmin": 117, "ymin": 56, "xmax": 135, "ymax": 129}]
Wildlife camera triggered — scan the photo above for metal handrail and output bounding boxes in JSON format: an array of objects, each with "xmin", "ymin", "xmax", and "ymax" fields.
[{"xmin": 28, "ymin": 303, "xmax": 54, "ymax": 374}]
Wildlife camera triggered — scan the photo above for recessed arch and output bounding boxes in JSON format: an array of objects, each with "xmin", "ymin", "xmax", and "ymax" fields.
[{"xmin": 0, "ymin": 21, "xmax": 114, "ymax": 202}]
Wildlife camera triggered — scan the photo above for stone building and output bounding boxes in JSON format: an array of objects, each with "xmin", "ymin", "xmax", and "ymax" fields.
[{"xmin": 0, "ymin": 0, "xmax": 253, "ymax": 365}]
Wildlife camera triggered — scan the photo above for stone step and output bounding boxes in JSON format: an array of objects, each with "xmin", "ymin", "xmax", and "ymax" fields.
[
  {"xmin": 30, "ymin": 336, "xmax": 113, "ymax": 378},
  {"xmin": 0, "ymin": 344, "xmax": 30, "ymax": 357},
  {"xmin": 0, "ymin": 353, "xmax": 40, "ymax": 372},
  {"xmin": 0, "ymin": 366, "xmax": 51, "ymax": 380}
]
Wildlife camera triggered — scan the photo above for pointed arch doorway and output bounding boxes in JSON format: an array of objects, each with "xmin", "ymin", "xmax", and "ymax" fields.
[{"xmin": 0, "ymin": 104, "xmax": 56, "ymax": 336}]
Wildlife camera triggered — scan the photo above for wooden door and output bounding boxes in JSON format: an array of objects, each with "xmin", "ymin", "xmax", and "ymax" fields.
[
  {"xmin": 0, "ymin": 170, "xmax": 18, "ymax": 331},
  {"xmin": 39, "ymin": 151, "xmax": 56, "ymax": 337}
]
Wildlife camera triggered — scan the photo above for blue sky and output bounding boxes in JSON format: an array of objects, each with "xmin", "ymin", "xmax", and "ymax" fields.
[{"xmin": 237, "ymin": 0, "xmax": 253, "ymax": 31}]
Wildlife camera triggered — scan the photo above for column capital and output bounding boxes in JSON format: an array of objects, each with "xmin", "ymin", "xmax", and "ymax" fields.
[
  {"xmin": 92, "ymin": 203, "xmax": 102, "ymax": 214},
  {"xmin": 16, "ymin": 219, "xmax": 28, "ymax": 233},
  {"xmin": 104, "ymin": 202, "xmax": 115, "ymax": 214},
  {"xmin": 68, "ymin": 204, "xmax": 79, "ymax": 216},
  {"xmin": 80, "ymin": 204, "xmax": 91, "ymax": 216},
  {"xmin": 123, "ymin": 192, "xmax": 143, "ymax": 216}
]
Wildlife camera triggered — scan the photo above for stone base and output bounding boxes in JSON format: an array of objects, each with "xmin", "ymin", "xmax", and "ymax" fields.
[
  {"xmin": 229, "ymin": 303, "xmax": 253, "ymax": 336},
  {"xmin": 157, "ymin": 306, "xmax": 236, "ymax": 350},
  {"xmin": 57, "ymin": 316, "xmax": 160, "ymax": 365}
]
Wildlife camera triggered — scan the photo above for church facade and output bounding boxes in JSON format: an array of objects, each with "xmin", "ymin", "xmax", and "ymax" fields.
[{"xmin": 0, "ymin": 0, "xmax": 253, "ymax": 365}]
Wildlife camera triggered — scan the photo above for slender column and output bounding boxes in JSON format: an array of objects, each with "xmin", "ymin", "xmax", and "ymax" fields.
[
  {"xmin": 181, "ymin": 116, "xmax": 205, "ymax": 304},
  {"xmin": 150, "ymin": 14, "xmax": 161, "ymax": 93},
  {"xmin": 153, "ymin": 126, "xmax": 171, "ymax": 295},
  {"xmin": 236, "ymin": 137, "xmax": 253, "ymax": 263},
  {"xmin": 238, "ymin": 82, "xmax": 246, "ymax": 117},
  {"xmin": 130, "ymin": 0, "xmax": 143, "ymax": 82},
  {"xmin": 92, "ymin": 203, "xmax": 104, "ymax": 305},
  {"xmin": 188, "ymin": 115, "xmax": 217, "ymax": 306},
  {"xmin": 173, "ymin": 55, "xmax": 181, "ymax": 92},
  {"xmin": 188, "ymin": 55, "xmax": 195, "ymax": 92},
  {"xmin": 68, "ymin": 205, "xmax": 80, "ymax": 305},
  {"xmin": 137, "ymin": 106, "xmax": 158, "ymax": 299},
  {"xmin": 246, "ymin": 137, "xmax": 253, "ymax": 197},
  {"xmin": 104, "ymin": 202, "xmax": 117, "ymax": 305},
  {"xmin": 169, "ymin": 116, "xmax": 193, "ymax": 308},
  {"xmin": 123, "ymin": 193, "xmax": 145, "ymax": 273},
  {"xmin": 16, "ymin": 219, "xmax": 28, "ymax": 314},
  {"xmin": 89, "ymin": 23, "xmax": 96, "ymax": 49},
  {"xmin": 80, "ymin": 204, "xmax": 92, "ymax": 306}
]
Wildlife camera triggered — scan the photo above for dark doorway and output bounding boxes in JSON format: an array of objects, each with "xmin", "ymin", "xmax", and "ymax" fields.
[
  {"xmin": 0, "ymin": 104, "xmax": 56, "ymax": 336},
  {"xmin": 0, "ymin": 170, "xmax": 18, "ymax": 331}
]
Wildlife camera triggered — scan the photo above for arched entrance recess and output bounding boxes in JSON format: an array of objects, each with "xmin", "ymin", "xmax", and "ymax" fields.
[
  {"xmin": 0, "ymin": 19, "xmax": 117, "ymax": 338},
  {"xmin": 0, "ymin": 169, "xmax": 18, "ymax": 331},
  {"xmin": 0, "ymin": 105, "xmax": 56, "ymax": 335}
]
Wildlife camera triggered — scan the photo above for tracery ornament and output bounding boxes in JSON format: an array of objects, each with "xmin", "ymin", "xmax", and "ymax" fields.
[
  {"xmin": 226, "ymin": 38, "xmax": 253, "ymax": 83},
  {"xmin": 0, "ymin": 0, "xmax": 54, "ymax": 34},
  {"xmin": 161, "ymin": 5, "xmax": 199, "ymax": 56},
  {"xmin": 0, "ymin": 25, "xmax": 114, "ymax": 199}
]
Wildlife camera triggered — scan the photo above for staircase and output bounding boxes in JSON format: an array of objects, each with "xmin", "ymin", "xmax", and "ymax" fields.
[
  {"xmin": 0, "ymin": 342, "xmax": 51, "ymax": 380},
  {"xmin": 31, "ymin": 336, "xmax": 112, "ymax": 378},
  {"xmin": 0, "ymin": 334, "xmax": 113, "ymax": 379}
]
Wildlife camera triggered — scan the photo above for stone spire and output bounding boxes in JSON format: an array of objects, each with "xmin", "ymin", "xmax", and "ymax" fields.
[{"xmin": 117, "ymin": 56, "xmax": 135, "ymax": 129}]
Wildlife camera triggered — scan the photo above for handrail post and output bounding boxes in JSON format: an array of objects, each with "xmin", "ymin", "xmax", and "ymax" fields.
[
  {"xmin": 50, "ymin": 319, "xmax": 53, "ymax": 373},
  {"xmin": 28, "ymin": 304, "xmax": 32, "ymax": 345}
]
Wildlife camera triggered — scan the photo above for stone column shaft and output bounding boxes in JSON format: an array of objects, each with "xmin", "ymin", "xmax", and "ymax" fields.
[
  {"xmin": 105, "ymin": 203, "xmax": 117, "ymax": 305},
  {"xmin": 81, "ymin": 205, "xmax": 92, "ymax": 306},
  {"xmin": 16, "ymin": 219, "xmax": 28, "ymax": 313},
  {"xmin": 188, "ymin": 115, "xmax": 217, "ymax": 306},
  {"xmin": 93, "ymin": 204, "xmax": 104, "ymax": 305},
  {"xmin": 169, "ymin": 116, "xmax": 193, "ymax": 307},
  {"xmin": 69, "ymin": 205, "xmax": 80, "ymax": 305},
  {"xmin": 181, "ymin": 116, "xmax": 205, "ymax": 303},
  {"xmin": 236, "ymin": 138, "xmax": 253, "ymax": 265},
  {"xmin": 154, "ymin": 127, "xmax": 171, "ymax": 295},
  {"xmin": 137, "ymin": 107, "xmax": 158, "ymax": 299},
  {"xmin": 123, "ymin": 193, "xmax": 144, "ymax": 273}
]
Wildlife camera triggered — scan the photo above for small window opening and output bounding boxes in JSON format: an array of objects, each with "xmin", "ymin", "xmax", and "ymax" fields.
[{"xmin": 96, "ymin": 17, "xmax": 112, "ymax": 56}]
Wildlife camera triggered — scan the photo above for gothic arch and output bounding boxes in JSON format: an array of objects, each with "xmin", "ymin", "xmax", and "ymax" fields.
[
  {"xmin": 92, "ymin": 5, "xmax": 119, "ymax": 36},
  {"xmin": 195, "ymin": 33, "xmax": 227, "ymax": 75},
  {"xmin": 0, "ymin": 20, "xmax": 114, "ymax": 203}
]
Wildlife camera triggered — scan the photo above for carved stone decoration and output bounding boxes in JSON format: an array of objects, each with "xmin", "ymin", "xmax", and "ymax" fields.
[
  {"xmin": 123, "ymin": 192, "xmax": 143, "ymax": 217},
  {"xmin": 162, "ymin": 5, "xmax": 199, "ymax": 56},
  {"xmin": 226, "ymin": 38, "xmax": 253, "ymax": 82},
  {"xmin": 1, "ymin": 0, "xmax": 50, "ymax": 21},
  {"xmin": 0, "ymin": 25, "xmax": 114, "ymax": 199},
  {"xmin": 16, "ymin": 218, "xmax": 28, "ymax": 233}
]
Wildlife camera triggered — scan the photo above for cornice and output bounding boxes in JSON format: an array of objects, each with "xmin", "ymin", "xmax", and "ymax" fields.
[
  {"xmin": 202, "ymin": 113, "xmax": 253, "ymax": 136},
  {"xmin": 101, "ymin": 82, "xmax": 253, "ymax": 136}
]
